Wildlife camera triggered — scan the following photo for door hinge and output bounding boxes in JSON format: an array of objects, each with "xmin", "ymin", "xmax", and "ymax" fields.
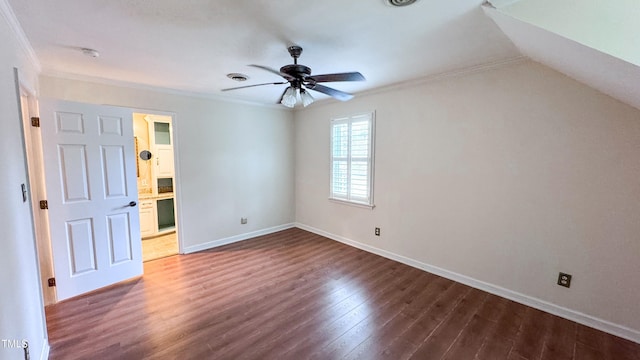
[
  {"xmin": 39, "ymin": 200, "xmax": 48, "ymax": 209},
  {"xmin": 48, "ymin": 278, "xmax": 56, "ymax": 287},
  {"xmin": 31, "ymin": 117, "xmax": 40, "ymax": 127}
]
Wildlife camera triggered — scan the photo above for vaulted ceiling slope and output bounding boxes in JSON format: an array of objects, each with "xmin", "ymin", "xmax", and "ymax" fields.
[
  {"xmin": 5, "ymin": 0, "xmax": 519, "ymax": 105},
  {"xmin": 485, "ymin": 0, "xmax": 640, "ymax": 111}
]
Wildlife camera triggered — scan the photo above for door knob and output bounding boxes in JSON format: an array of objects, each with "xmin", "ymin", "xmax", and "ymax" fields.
[{"xmin": 128, "ymin": 201, "xmax": 137, "ymax": 207}]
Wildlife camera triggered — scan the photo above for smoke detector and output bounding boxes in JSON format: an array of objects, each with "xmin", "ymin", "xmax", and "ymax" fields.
[
  {"xmin": 227, "ymin": 73, "xmax": 249, "ymax": 81},
  {"xmin": 385, "ymin": 0, "xmax": 419, "ymax": 7}
]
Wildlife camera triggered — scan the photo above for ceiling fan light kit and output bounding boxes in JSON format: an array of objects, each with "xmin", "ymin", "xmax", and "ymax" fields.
[
  {"xmin": 300, "ymin": 89, "xmax": 315, "ymax": 107},
  {"xmin": 222, "ymin": 45, "xmax": 365, "ymax": 108},
  {"xmin": 279, "ymin": 87, "xmax": 315, "ymax": 108},
  {"xmin": 281, "ymin": 87, "xmax": 297, "ymax": 108}
]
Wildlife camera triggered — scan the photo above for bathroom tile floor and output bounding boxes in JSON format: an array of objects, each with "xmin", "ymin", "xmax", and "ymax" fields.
[{"xmin": 142, "ymin": 232, "xmax": 178, "ymax": 262}]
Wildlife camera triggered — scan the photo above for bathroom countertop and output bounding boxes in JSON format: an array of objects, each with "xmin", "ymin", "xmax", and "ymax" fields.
[{"xmin": 138, "ymin": 193, "xmax": 174, "ymax": 200}]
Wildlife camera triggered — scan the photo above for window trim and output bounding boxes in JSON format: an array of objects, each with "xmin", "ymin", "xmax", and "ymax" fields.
[{"xmin": 329, "ymin": 111, "xmax": 376, "ymax": 209}]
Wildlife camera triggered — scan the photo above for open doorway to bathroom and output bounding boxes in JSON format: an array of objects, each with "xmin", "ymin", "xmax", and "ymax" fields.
[{"xmin": 133, "ymin": 113, "xmax": 179, "ymax": 262}]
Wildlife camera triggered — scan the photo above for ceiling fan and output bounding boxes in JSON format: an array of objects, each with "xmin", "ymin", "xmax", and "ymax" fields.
[{"xmin": 222, "ymin": 46, "xmax": 365, "ymax": 108}]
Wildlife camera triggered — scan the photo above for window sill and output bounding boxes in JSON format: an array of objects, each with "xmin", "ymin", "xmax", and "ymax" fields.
[{"xmin": 329, "ymin": 197, "xmax": 375, "ymax": 210}]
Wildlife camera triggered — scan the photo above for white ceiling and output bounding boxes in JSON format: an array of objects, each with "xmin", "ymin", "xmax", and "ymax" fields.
[{"xmin": 7, "ymin": 0, "xmax": 520, "ymax": 105}]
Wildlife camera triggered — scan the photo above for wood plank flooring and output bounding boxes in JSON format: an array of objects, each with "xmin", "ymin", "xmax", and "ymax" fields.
[{"xmin": 45, "ymin": 228, "xmax": 640, "ymax": 360}]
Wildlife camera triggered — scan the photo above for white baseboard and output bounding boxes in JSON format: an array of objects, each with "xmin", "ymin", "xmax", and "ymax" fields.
[
  {"xmin": 39, "ymin": 340, "xmax": 49, "ymax": 360},
  {"xmin": 295, "ymin": 222, "xmax": 640, "ymax": 344},
  {"xmin": 183, "ymin": 223, "xmax": 295, "ymax": 254}
]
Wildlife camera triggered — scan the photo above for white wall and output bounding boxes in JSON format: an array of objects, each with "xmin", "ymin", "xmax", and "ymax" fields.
[
  {"xmin": 39, "ymin": 77, "xmax": 295, "ymax": 252},
  {"xmin": 0, "ymin": 3, "xmax": 48, "ymax": 360},
  {"xmin": 295, "ymin": 60, "xmax": 640, "ymax": 341}
]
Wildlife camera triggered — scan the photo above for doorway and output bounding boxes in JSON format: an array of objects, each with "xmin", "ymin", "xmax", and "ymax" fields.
[{"xmin": 133, "ymin": 113, "xmax": 179, "ymax": 261}]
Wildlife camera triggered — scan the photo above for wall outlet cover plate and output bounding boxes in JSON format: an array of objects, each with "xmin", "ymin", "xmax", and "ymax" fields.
[{"xmin": 557, "ymin": 272, "xmax": 572, "ymax": 288}]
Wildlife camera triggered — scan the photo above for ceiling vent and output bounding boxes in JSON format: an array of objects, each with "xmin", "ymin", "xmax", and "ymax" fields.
[
  {"xmin": 227, "ymin": 73, "xmax": 248, "ymax": 81},
  {"xmin": 385, "ymin": 0, "xmax": 419, "ymax": 7},
  {"xmin": 81, "ymin": 48, "xmax": 100, "ymax": 58}
]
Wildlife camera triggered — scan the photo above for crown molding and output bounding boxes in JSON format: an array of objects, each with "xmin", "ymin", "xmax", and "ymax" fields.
[
  {"xmin": 356, "ymin": 56, "xmax": 528, "ymax": 99},
  {"xmin": 0, "ymin": 0, "xmax": 41, "ymax": 72},
  {"xmin": 41, "ymin": 69, "xmax": 288, "ymax": 111},
  {"xmin": 294, "ymin": 56, "xmax": 528, "ymax": 111}
]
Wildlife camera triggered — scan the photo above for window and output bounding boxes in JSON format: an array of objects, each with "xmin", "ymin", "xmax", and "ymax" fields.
[{"xmin": 330, "ymin": 112, "xmax": 375, "ymax": 207}]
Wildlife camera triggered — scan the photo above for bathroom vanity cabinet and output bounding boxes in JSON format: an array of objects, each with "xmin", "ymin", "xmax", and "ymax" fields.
[{"xmin": 139, "ymin": 195, "xmax": 175, "ymax": 238}]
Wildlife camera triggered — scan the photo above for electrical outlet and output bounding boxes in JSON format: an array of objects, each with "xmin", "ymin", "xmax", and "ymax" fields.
[
  {"xmin": 375, "ymin": 227, "xmax": 380, "ymax": 236},
  {"xmin": 241, "ymin": 217, "xmax": 248, "ymax": 225},
  {"xmin": 557, "ymin": 272, "xmax": 572, "ymax": 288}
]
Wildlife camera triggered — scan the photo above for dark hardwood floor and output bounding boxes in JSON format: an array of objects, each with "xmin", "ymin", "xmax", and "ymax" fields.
[{"xmin": 45, "ymin": 228, "xmax": 640, "ymax": 359}]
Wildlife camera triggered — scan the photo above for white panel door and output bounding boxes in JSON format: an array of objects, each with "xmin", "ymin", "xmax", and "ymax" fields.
[{"xmin": 40, "ymin": 99, "xmax": 142, "ymax": 301}]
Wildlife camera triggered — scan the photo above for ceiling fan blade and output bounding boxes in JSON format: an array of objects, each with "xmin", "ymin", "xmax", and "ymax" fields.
[
  {"xmin": 249, "ymin": 64, "xmax": 295, "ymax": 80},
  {"xmin": 221, "ymin": 82, "xmax": 287, "ymax": 91},
  {"xmin": 307, "ymin": 72, "xmax": 365, "ymax": 83},
  {"xmin": 306, "ymin": 84, "xmax": 354, "ymax": 101}
]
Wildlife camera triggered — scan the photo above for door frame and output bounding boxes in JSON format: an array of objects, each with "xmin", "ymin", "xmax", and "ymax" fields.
[
  {"xmin": 14, "ymin": 68, "xmax": 50, "ymax": 346},
  {"xmin": 133, "ymin": 108, "xmax": 183, "ymax": 255},
  {"xmin": 17, "ymin": 77, "xmax": 57, "ymax": 305}
]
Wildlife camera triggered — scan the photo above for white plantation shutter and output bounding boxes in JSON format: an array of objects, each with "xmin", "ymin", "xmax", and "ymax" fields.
[{"xmin": 330, "ymin": 112, "xmax": 375, "ymax": 206}]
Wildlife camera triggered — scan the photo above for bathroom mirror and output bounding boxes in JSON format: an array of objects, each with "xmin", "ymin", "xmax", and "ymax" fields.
[{"xmin": 139, "ymin": 150, "xmax": 152, "ymax": 161}]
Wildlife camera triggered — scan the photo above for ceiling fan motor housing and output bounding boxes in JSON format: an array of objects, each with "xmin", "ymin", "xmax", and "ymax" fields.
[{"xmin": 280, "ymin": 64, "xmax": 312, "ymax": 79}]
